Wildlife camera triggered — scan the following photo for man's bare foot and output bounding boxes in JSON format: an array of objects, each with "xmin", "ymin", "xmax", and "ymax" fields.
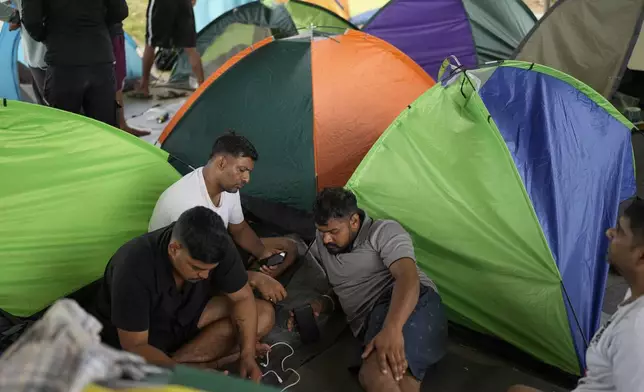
[
  {"xmin": 203, "ymin": 342, "xmax": 271, "ymax": 369},
  {"xmin": 122, "ymin": 125, "xmax": 151, "ymax": 137}
]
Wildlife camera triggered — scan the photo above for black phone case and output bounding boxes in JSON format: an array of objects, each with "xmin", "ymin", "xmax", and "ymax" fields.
[
  {"xmin": 293, "ymin": 304, "xmax": 320, "ymax": 344},
  {"xmin": 263, "ymin": 253, "xmax": 285, "ymax": 267}
]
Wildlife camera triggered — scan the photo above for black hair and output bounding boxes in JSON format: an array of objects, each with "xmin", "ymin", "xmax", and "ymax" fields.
[
  {"xmin": 172, "ymin": 206, "xmax": 229, "ymax": 264},
  {"xmin": 313, "ymin": 187, "xmax": 359, "ymax": 226},
  {"xmin": 210, "ymin": 131, "xmax": 258, "ymax": 161},
  {"xmin": 623, "ymin": 197, "xmax": 644, "ymax": 242}
]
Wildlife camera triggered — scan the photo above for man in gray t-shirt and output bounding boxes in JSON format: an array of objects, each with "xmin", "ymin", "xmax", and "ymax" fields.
[{"xmin": 304, "ymin": 188, "xmax": 447, "ymax": 392}]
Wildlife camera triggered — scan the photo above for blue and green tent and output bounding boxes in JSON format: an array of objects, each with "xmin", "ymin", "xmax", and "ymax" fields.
[{"xmin": 346, "ymin": 60, "xmax": 637, "ymax": 375}]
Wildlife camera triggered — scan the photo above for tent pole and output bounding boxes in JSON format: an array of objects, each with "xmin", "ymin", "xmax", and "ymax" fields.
[{"xmin": 544, "ymin": 0, "xmax": 551, "ymax": 11}]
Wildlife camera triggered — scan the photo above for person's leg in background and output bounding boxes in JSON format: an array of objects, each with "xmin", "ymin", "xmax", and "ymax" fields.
[
  {"xmin": 28, "ymin": 67, "xmax": 47, "ymax": 105},
  {"xmin": 43, "ymin": 65, "xmax": 85, "ymax": 115},
  {"xmin": 176, "ymin": 0, "xmax": 203, "ymax": 87},
  {"xmin": 136, "ymin": 0, "xmax": 176, "ymax": 97},
  {"xmin": 82, "ymin": 63, "xmax": 118, "ymax": 128},
  {"xmin": 112, "ymin": 33, "xmax": 150, "ymax": 136}
]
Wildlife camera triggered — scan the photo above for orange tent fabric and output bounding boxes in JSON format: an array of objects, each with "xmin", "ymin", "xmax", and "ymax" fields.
[{"xmin": 159, "ymin": 30, "xmax": 434, "ymax": 210}]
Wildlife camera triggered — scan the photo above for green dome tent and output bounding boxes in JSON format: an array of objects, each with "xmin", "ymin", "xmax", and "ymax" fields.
[
  {"xmin": 346, "ymin": 60, "xmax": 636, "ymax": 375},
  {"xmin": 169, "ymin": 0, "xmax": 355, "ymax": 86},
  {"xmin": 0, "ymin": 100, "xmax": 180, "ymax": 317}
]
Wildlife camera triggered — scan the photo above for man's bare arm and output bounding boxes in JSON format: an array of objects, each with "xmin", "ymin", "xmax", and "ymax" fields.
[
  {"xmin": 225, "ymin": 282, "xmax": 258, "ymax": 359},
  {"xmin": 383, "ymin": 257, "xmax": 420, "ymax": 331},
  {"xmin": 228, "ymin": 221, "xmax": 266, "ymax": 260},
  {"xmin": 118, "ymin": 329, "xmax": 176, "ymax": 368}
]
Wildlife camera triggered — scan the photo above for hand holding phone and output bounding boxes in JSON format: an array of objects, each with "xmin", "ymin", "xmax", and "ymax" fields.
[{"xmin": 260, "ymin": 252, "xmax": 286, "ymax": 267}]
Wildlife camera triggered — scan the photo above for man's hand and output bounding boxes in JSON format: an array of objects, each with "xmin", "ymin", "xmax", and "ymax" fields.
[
  {"xmin": 8, "ymin": 22, "xmax": 20, "ymax": 31},
  {"xmin": 250, "ymin": 271, "xmax": 287, "ymax": 303},
  {"xmin": 239, "ymin": 354, "xmax": 262, "ymax": 383},
  {"xmin": 191, "ymin": 0, "xmax": 197, "ymax": 6},
  {"xmin": 362, "ymin": 326, "xmax": 407, "ymax": 381},
  {"xmin": 258, "ymin": 238, "xmax": 297, "ymax": 278}
]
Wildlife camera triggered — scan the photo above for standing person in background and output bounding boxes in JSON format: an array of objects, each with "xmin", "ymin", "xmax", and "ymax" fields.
[
  {"xmin": 22, "ymin": 0, "xmax": 128, "ymax": 127},
  {"xmin": 5, "ymin": 0, "xmax": 47, "ymax": 105},
  {"xmin": 132, "ymin": 0, "xmax": 204, "ymax": 99},
  {"xmin": 110, "ymin": 21, "xmax": 150, "ymax": 137}
]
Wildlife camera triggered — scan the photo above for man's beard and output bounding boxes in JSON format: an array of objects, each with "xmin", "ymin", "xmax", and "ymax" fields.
[
  {"xmin": 325, "ymin": 244, "xmax": 343, "ymax": 254},
  {"xmin": 325, "ymin": 231, "xmax": 358, "ymax": 255},
  {"xmin": 186, "ymin": 278, "xmax": 203, "ymax": 283}
]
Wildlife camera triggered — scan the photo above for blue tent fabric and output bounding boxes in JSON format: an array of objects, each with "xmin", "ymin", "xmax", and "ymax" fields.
[
  {"xmin": 123, "ymin": 33, "xmax": 142, "ymax": 81},
  {"xmin": 193, "ymin": 0, "xmax": 255, "ymax": 32},
  {"xmin": 479, "ymin": 66, "xmax": 637, "ymax": 370},
  {"xmin": 0, "ymin": 22, "xmax": 20, "ymax": 101}
]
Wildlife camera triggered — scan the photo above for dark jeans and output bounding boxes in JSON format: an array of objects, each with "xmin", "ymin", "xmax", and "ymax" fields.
[
  {"xmin": 44, "ymin": 63, "xmax": 117, "ymax": 127},
  {"xmin": 28, "ymin": 67, "xmax": 47, "ymax": 106}
]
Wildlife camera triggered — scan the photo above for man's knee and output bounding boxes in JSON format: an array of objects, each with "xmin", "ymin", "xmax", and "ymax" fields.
[
  {"xmin": 359, "ymin": 354, "xmax": 396, "ymax": 392},
  {"xmin": 256, "ymin": 299, "xmax": 275, "ymax": 336}
]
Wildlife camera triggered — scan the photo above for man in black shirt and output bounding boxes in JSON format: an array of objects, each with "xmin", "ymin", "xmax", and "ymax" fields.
[
  {"xmin": 94, "ymin": 206, "xmax": 274, "ymax": 381},
  {"xmin": 21, "ymin": 0, "xmax": 128, "ymax": 127}
]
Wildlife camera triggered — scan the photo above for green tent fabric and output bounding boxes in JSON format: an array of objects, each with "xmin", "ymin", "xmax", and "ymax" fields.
[
  {"xmin": 463, "ymin": 0, "xmax": 536, "ymax": 63},
  {"xmin": 0, "ymin": 101, "xmax": 180, "ymax": 317},
  {"xmin": 346, "ymin": 60, "xmax": 636, "ymax": 374},
  {"xmin": 170, "ymin": 0, "xmax": 355, "ymax": 85}
]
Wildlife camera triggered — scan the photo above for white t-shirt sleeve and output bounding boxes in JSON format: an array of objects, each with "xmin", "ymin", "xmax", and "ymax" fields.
[
  {"xmin": 228, "ymin": 192, "xmax": 245, "ymax": 225},
  {"xmin": 610, "ymin": 310, "xmax": 644, "ymax": 391}
]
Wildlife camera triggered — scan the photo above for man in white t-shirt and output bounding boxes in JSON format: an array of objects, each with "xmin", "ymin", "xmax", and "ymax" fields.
[
  {"xmin": 508, "ymin": 198, "xmax": 644, "ymax": 392},
  {"xmin": 149, "ymin": 133, "xmax": 298, "ymax": 304}
]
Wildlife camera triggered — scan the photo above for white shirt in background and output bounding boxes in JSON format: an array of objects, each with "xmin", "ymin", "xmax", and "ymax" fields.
[
  {"xmin": 148, "ymin": 167, "xmax": 244, "ymax": 231},
  {"xmin": 573, "ymin": 295, "xmax": 644, "ymax": 392}
]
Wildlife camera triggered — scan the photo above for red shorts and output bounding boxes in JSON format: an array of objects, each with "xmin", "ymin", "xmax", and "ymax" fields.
[{"xmin": 111, "ymin": 35, "xmax": 126, "ymax": 91}]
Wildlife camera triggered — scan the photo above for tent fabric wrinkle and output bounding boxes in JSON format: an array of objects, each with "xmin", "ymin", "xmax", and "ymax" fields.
[
  {"xmin": 513, "ymin": 0, "xmax": 644, "ymax": 98},
  {"xmin": 462, "ymin": 0, "xmax": 536, "ymax": 63},
  {"xmin": 346, "ymin": 61, "xmax": 636, "ymax": 375},
  {"xmin": 0, "ymin": 100, "xmax": 180, "ymax": 317},
  {"xmin": 479, "ymin": 65, "xmax": 636, "ymax": 371},
  {"xmin": 161, "ymin": 30, "xmax": 433, "ymax": 210},
  {"xmin": 363, "ymin": 0, "xmax": 477, "ymax": 79}
]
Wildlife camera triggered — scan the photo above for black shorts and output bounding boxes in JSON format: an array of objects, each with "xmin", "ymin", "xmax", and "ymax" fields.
[{"xmin": 145, "ymin": 0, "xmax": 197, "ymax": 48}]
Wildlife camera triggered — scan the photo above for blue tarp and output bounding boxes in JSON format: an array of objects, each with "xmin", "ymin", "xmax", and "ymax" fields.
[
  {"xmin": 0, "ymin": 22, "xmax": 20, "ymax": 100},
  {"xmin": 479, "ymin": 66, "xmax": 637, "ymax": 370}
]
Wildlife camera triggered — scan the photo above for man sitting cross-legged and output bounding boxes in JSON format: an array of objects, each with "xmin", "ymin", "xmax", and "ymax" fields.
[
  {"xmin": 149, "ymin": 133, "xmax": 298, "ymax": 304},
  {"xmin": 94, "ymin": 206, "xmax": 274, "ymax": 382},
  {"xmin": 508, "ymin": 198, "xmax": 644, "ymax": 392},
  {"xmin": 287, "ymin": 188, "xmax": 447, "ymax": 392}
]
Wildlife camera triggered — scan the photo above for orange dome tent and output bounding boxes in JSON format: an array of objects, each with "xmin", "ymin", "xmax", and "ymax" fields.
[{"xmin": 159, "ymin": 30, "xmax": 434, "ymax": 210}]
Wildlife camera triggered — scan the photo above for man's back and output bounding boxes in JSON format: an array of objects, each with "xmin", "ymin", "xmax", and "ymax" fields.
[{"xmin": 23, "ymin": 0, "xmax": 128, "ymax": 66}]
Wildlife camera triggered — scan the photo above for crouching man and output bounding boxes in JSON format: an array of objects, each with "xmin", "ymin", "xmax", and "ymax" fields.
[
  {"xmin": 94, "ymin": 206, "xmax": 274, "ymax": 382},
  {"xmin": 303, "ymin": 188, "xmax": 447, "ymax": 392}
]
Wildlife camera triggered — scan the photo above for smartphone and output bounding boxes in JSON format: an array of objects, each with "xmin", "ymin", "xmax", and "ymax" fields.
[
  {"xmin": 260, "ymin": 252, "xmax": 286, "ymax": 267},
  {"xmin": 293, "ymin": 304, "xmax": 320, "ymax": 344}
]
